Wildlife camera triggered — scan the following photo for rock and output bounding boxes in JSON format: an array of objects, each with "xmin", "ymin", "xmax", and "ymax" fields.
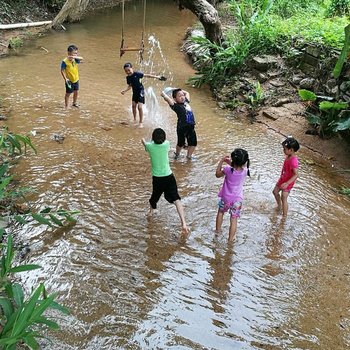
[
  {"xmin": 339, "ymin": 81, "xmax": 350, "ymax": 92},
  {"xmin": 299, "ymin": 78, "xmax": 316, "ymax": 89},
  {"xmin": 217, "ymin": 102, "xmax": 226, "ymax": 109},
  {"xmin": 305, "ymin": 45, "xmax": 322, "ymax": 58},
  {"xmin": 250, "ymin": 55, "xmax": 279, "ymax": 72},
  {"xmin": 300, "ymin": 62, "xmax": 317, "ymax": 76},
  {"xmin": 53, "ymin": 134, "xmax": 65, "ymax": 143},
  {"xmin": 269, "ymin": 79, "xmax": 286, "ymax": 87},
  {"xmin": 303, "ymin": 53, "xmax": 319, "ymax": 67},
  {"xmin": 273, "ymin": 98, "xmax": 292, "ymax": 107},
  {"xmin": 0, "ymin": 115, "xmax": 8, "ymax": 120}
]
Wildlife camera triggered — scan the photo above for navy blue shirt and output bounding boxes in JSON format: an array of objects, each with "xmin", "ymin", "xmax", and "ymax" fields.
[
  {"xmin": 171, "ymin": 99, "xmax": 196, "ymax": 128},
  {"xmin": 126, "ymin": 71, "xmax": 144, "ymax": 93}
]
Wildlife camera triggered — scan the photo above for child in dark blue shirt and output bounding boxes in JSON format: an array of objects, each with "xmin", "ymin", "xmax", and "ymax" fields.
[{"xmin": 121, "ymin": 62, "xmax": 165, "ymax": 128}]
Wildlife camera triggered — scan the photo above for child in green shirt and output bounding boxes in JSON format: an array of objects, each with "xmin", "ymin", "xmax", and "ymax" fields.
[{"xmin": 142, "ymin": 128, "xmax": 189, "ymax": 235}]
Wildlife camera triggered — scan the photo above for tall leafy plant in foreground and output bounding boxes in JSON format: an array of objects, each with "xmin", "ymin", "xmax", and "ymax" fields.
[
  {"xmin": 0, "ymin": 233, "xmax": 69, "ymax": 349},
  {"xmin": 0, "ymin": 126, "xmax": 78, "ymax": 348}
]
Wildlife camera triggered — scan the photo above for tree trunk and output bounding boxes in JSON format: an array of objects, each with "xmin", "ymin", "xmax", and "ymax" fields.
[
  {"xmin": 52, "ymin": 0, "xmax": 90, "ymax": 28},
  {"xmin": 175, "ymin": 0, "xmax": 222, "ymax": 44}
]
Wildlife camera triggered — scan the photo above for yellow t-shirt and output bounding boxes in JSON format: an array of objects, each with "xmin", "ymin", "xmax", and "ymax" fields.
[{"xmin": 62, "ymin": 58, "xmax": 80, "ymax": 83}]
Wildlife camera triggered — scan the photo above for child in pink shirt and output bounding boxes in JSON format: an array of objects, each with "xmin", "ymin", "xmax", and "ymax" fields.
[
  {"xmin": 273, "ymin": 137, "xmax": 300, "ymax": 216},
  {"xmin": 215, "ymin": 148, "xmax": 250, "ymax": 241}
]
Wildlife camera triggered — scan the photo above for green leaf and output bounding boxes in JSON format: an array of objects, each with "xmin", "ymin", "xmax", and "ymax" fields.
[
  {"xmin": 6, "ymin": 134, "xmax": 22, "ymax": 153},
  {"xmin": 333, "ymin": 24, "xmax": 350, "ymax": 79},
  {"xmin": 10, "ymin": 264, "xmax": 41, "ymax": 273},
  {"xmin": 0, "ymin": 162, "xmax": 9, "ymax": 178},
  {"xmin": 334, "ymin": 117, "xmax": 350, "ymax": 131},
  {"xmin": 319, "ymin": 101, "xmax": 348, "ymax": 110},
  {"xmin": 14, "ymin": 215, "xmax": 27, "ymax": 224},
  {"xmin": 49, "ymin": 300, "xmax": 70, "ymax": 315},
  {"xmin": 0, "ymin": 297, "xmax": 14, "ymax": 319},
  {"xmin": 35, "ymin": 316, "xmax": 60, "ymax": 330},
  {"xmin": 298, "ymin": 89, "xmax": 317, "ymax": 101},
  {"xmin": 40, "ymin": 207, "xmax": 51, "ymax": 214},
  {"xmin": 23, "ymin": 333, "xmax": 40, "ymax": 349},
  {"xmin": 306, "ymin": 112, "xmax": 321, "ymax": 125},
  {"xmin": 49, "ymin": 214, "xmax": 63, "ymax": 226},
  {"xmin": 31, "ymin": 213, "xmax": 53, "ymax": 226},
  {"xmin": 11, "ymin": 282, "xmax": 24, "ymax": 306}
]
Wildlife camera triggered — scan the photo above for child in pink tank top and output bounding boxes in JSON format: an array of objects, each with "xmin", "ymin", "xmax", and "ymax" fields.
[{"xmin": 273, "ymin": 137, "xmax": 300, "ymax": 217}]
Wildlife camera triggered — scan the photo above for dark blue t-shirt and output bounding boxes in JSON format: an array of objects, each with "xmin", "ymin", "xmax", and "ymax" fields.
[
  {"xmin": 126, "ymin": 71, "xmax": 144, "ymax": 93},
  {"xmin": 171, "ymin": 100, "xmax": 196, "ymax": 128}
]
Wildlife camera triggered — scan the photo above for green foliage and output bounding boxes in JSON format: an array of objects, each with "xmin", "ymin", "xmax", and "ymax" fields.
[
  {"xmin": 339, "ymin": 186, "xmax": 350, "ymax": 196},
  {"xmin": 0, "ymin": 235, "xmax": 69, "ymax": 350},
  {"xmin": 333, "ymin": 24, "xmax": 350, "ymax": 78},
  {"xmin": 326, "ymin": 0, "xmax": 350, "ymax": 17},
  {"xmin": 247, "ymin": 81, "xmax": 264, "ymax": 108},
  {"xmin": 8, "ymin": 37, "xmax": 23, "ymax": 50},
  {"xmin": 301, "ymin": 91, "xmax": 350, "ymax": 137},
  {"xmin": 298, "ymin": 89, "xmax": 317, "ymax": 101},
  {"xmin": 0, "ymin": 126, "xmax": 37, "ymax": 158}
]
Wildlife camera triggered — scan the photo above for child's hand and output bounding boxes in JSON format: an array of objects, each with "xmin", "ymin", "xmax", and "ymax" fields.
[
  {"xmin": 223, "ymin": 155, "xmax": 231, "ymax": 164},
  {"xmin": 280, "ymin": 182, "xmax": 288, "ymax": 189},
  {"xmin": 121, "ymin": 90, "xmax": 125, "ymax": 95}
]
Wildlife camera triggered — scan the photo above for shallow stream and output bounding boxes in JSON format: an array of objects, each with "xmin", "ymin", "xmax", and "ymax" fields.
[{"xmin": 1, "ymin": 1, "xmax": 350, "ymax": 349}]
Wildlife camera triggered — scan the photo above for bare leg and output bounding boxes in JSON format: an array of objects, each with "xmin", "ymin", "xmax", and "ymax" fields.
[
  {"xmin": 281, "ymin": 191, "xmax": 290, "ymax": 217},
  {"xmin": 215, "ymin": 210, "xmax": 224, "ymax": 234},
  {"xmin": 186, "ymin": 146, "xmax": 196, "ymax": 159},
  {"xmin": 175, "ymin": 145, "xmax": 182, "ymax": 157},
  {"xmin": 272, "ymin": 185, "xmax": 282, "ymax": 211},
  {"xmin": 138, "ymin": 103, "xmax": 144, "ymax": 127},
  {"xmin": 64, "ymin": 93, "xmax": 70, "ymax": 108},
  {"xmin": 147, "ymin": 206, "xmax": 154, "ymax": 217},
  {"xmin": 132, "ymin": 101, "xmax": 137, "ymax": 123},
  {"xmin": 72, "ymin": 90, "xmax": 78, "ymax": 106},
  {"xmin": 174, "ymin": 200, "xmax": 188, "ymax": 234},
  {"xmin": 228, "ymin": 216, "xmax": 238, "ymax": 241}
]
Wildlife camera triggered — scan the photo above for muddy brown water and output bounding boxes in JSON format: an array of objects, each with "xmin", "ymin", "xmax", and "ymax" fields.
[{"xmin": 1, "ymin": 1, "xmax": 350, "ymax": 349}]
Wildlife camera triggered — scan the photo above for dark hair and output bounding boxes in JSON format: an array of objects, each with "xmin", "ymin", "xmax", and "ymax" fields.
[
  {"xmin": 282, "ymin": 137, "xmax": 300, "ymax": 152},
  {"xmin": 231, "ymin": 148, "xmax": 250, "ymax": 176},
  {"xmin": 123, "ymin": 62, "xmax": 133, "ymax": 69},
  {"xmin": 152, "ymin": 128, "xmax": 166, "ymax": 144},
  {"xmin": 67, "ymin": 45, "xmax": 78, "ymax": 53},
  {"xmin": 172, "ymin": 88, "xmax": 182, "ymax": 99}
]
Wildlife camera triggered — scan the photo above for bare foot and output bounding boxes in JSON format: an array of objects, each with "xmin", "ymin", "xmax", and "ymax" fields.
[
  {"xmin": 147, "ymin": 208, "xmax": 154, "ymax": 217},
  {"xmin": 139, "ymin": 123, "xmax": 144, "ymax": 128},
  {"xmin": 181, "ymin": 225, "xmax": 189, "ymax": 235}
]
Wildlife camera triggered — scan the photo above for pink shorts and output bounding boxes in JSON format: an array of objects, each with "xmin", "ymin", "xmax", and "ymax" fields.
[{"xmin": 218, "ymin": 199, "xmax": 242, "ymax": 218}]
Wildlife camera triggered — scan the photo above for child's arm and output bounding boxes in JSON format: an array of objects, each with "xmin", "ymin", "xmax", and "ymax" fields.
[
  {"xmin": 280, "ymin": 168, "xmax": 298, "ymax": 189},
  {"xmin": 215, "ymin": 156, "xmax": 230, "ymax": 178},
  {"xmin": 141, "ymin": 138, "xmax": 146, "ymax": 146},
  {"xmin": 68, "ymin": 55, "xmax": 84, "ymax": 61},
  {"xmin": 182, "ymin": 90, "xmax": 190, "ymax": 102},
  {"xmin": 144, "ymin": 73, "xmax": 166, "ymax": 80},
  {"xmin": 121, "ymin": 85, "xmax": 132, "ymax": 95},
  {"xmin": 160, "ymin": 91, "xmax": 174, "ymax": 106},
  {"xmin": 61, "ymin": 69, "xmax": 69, "ymax": 83}
]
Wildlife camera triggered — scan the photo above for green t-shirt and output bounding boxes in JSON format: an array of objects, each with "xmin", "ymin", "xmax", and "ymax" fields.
[{"xmin": 145, "ymin": 140, "xmax": 172, "ymax": 177}]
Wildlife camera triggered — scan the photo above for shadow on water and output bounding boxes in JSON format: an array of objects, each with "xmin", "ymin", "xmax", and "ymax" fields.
[{"xmin": 1, "ymin": 0, "xmax": 350, "ymax": 349}]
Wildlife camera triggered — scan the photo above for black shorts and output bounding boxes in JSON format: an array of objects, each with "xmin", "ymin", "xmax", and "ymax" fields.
[
  {"xmin": 132, "ymin": 89, "xmax": 145, "ymax": 104},
  {"xmin": 65, "ymin": 80, "xmax": 79, "ymax": 94},
  {"xmin": 149, "ymin": 174, "xmax": 181, "ymax": 209},
  {"xmin": 177, "ymin": 124, "xmax": 197, "ymax": 147}
]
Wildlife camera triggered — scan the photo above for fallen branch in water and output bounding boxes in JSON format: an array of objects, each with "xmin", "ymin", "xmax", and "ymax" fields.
[{"xmin": 0, "ymin": 21, "xmax": 52, "ymax": 30}]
